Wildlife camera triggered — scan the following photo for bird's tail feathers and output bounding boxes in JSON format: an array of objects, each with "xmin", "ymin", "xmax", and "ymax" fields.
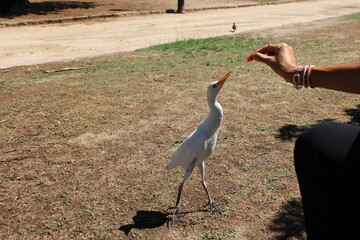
[{"xmin": 165, "ymin": 161, "xmax": 174, "ymax": 171}]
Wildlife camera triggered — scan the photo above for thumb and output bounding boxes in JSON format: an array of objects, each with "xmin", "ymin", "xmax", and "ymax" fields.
[{"xmin": 252, "ymin": 52, "xmax": 276, "ymax": 67}]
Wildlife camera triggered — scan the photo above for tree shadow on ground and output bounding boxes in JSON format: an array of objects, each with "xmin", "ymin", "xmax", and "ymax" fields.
[
  {"xmin": 344, "ymin": 104, "xmax": 360, "ymax": 126},
  {"xmin": 1, "ymin": 1, "xmax": 97, "ymax": 18},
  {"xmin": 276, "ymin": 105, "xmax": 360, "ymax": 142},
  {"xmin": 275, "ymin": 119, "xmax": 335, "ymax": 141},
  {"xmin": 275, "ymin": 124, "xmax": 310, "ymax": 142},
  {"xmin": 269, "ymin": 198, "xmax": 306, "ymax": 240},
  {"xmin": 109, "ymin": 8, "xmax": 129, "ymax": 12}
]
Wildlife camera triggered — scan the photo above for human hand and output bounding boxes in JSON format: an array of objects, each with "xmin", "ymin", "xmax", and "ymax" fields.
[{"xmin": 247, "ymin": 43, "xmax": 298, "ymax": 83}]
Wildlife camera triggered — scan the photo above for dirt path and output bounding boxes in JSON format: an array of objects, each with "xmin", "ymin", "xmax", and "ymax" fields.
[{"xmin": 0, "ymin": 0, "xmax": 359, "ymax": 69}]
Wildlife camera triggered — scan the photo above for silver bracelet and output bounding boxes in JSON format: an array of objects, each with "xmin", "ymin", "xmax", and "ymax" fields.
[{"xmin": 293, "ymin": 66, "xmax": 302, "ymax": 89}]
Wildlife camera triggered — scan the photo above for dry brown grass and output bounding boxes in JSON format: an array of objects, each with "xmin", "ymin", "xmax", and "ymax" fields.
[{"xmin": 0, "ymin": 16, "xmax": 359, "ymax": 239}]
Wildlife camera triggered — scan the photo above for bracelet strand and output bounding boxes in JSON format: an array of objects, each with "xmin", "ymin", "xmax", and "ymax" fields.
[
  {"xmin": 307, "ymin": 65, "xmax": 315, "ymax": 88},
  {"xmin": 302, "ymin": 65, "xmax": 309, "ymax": 88},
  {"xmin": 293, "ymin": 66, "xmax": 302, "ymax": 89}
]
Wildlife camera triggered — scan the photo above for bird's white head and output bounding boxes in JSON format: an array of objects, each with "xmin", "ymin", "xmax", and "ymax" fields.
[{"xmin": 207, "ymin": 72, "xmax": 231, "ymax": 98}]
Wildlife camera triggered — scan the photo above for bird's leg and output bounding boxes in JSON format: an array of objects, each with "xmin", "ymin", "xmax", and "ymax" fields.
[
  {"xmin": 201, "ymin": 180, "xmax": 221, "ymax": 213},
  {"xmin": 168, "ymin": 181, "xmax": 185, "ymax": 222},
  {"xmin": 199, "ymin": 162, "xmax": 221, "ymax": 213},
  {"xmin": 171, "ymin": 181, "xmax": 184, "ymax": 214},
  {"xmin": 168, "ymin": 161, "xmax": 195, "ymax": 220},
  {"xmin": 175, "ymin": 182, "xmax": 184, "ymax": 208}
]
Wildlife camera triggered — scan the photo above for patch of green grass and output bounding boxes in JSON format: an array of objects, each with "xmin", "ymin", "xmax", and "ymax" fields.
[
  {"xmin": 345, "ymin": 12, "xmax": 360, "ymax": 20},
  {"xmin": 140, "ymin": 35, "xmax": 270, "ymax": 58},
  {"xmin": 138, "ymin": 35, "xmax": 273, "ymax": 75}
]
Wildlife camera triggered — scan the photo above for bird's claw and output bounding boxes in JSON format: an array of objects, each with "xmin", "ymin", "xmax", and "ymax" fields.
[
  {"xmin": 204, "ymin": 201, "xmax": 222, "ymax": 214},
  {"xmin": 167, "ymin": 207, "xmax": 185, "ymax": 222}
]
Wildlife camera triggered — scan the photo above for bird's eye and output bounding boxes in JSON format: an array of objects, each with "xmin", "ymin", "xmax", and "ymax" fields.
[{"xmin": 212, "ymin": 84, "xmax": 217, "ymax": 88}]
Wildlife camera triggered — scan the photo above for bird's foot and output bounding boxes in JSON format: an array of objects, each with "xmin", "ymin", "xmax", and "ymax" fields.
[
  {"xmin": 204, "ymin": 201, "xmax": 222, "ymax": 214},
  {"xmin": 167, "ymin": 207, "xmax": 185, "ymax": 222}
]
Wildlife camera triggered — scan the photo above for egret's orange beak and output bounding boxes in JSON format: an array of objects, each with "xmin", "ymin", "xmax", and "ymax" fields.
[{"xmin": 215, "ymin": 72, "xmax": 231, "ymax": 87}]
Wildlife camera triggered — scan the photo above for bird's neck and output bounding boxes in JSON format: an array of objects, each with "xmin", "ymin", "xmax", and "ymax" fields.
[
  {"xmin": 206, "ymin": 95, "xmax": 223, "ymax": 123},
  {"xmin": 197, "ymin": 94, "xmax": 223, "ymax": 137}
]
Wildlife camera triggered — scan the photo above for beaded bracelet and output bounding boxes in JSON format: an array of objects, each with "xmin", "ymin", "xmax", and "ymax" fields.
[{"xmin": 307, "ymin": 65, "xmax": 315, "ymax": 88}]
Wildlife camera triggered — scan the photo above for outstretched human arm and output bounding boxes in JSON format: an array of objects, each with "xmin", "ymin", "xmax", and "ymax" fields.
[
  {"xmin": 247, "ymin": 43, "xmax": 360, "ymax": 94},
  {"xmin": 310, "ymin": 62, "xmax": 360, "ymax": 94}
]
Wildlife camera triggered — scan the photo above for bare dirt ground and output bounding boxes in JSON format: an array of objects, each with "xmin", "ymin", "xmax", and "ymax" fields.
[{"xmin": 0, "ymin": 11, "xmax": 359, "ymax": 239}]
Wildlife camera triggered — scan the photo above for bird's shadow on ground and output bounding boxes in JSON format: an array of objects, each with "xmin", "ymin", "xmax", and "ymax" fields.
[
  {"xmin": 119, "ymin": 210, "xmax": 169, "ymax": 235},
  {"xmin": 119, "ymin": 209, "xmax": 207, "ymax": 235},
  {"xmin": 269, "ymin": 198, "xmax": 306, "ymax": 240}
]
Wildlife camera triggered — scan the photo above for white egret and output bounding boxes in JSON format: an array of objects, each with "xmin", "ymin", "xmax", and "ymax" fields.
[{"xmin": 166, "ymin": 73, "xmax": 231, "ymax": 214}]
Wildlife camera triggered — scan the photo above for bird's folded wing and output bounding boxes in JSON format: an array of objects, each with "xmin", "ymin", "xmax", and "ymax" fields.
[{"xmin": 166, "ymin": 128, "xmax": 206, "ymax": 171}]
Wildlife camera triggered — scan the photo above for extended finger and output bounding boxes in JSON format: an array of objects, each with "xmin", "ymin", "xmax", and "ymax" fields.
[
  {"xmin": 246, "ymin": 47, "xmax": 275, "ymax": 62},
  {"xmin": 252, "ymin": 52, "xmax": 276, "ymax": 66},
  {"xmin": 257, "ymin": 43, "xmax": 283, "ymax": 54},
  {"xmin": 246, "ymin": 43, "xmax": 286, "ymax": 62}
]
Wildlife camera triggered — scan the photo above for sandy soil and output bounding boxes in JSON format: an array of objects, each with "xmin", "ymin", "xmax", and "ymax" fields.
[{"xmin": 0, "ymin": 0, "xmax": 359, "ymax": 69}]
